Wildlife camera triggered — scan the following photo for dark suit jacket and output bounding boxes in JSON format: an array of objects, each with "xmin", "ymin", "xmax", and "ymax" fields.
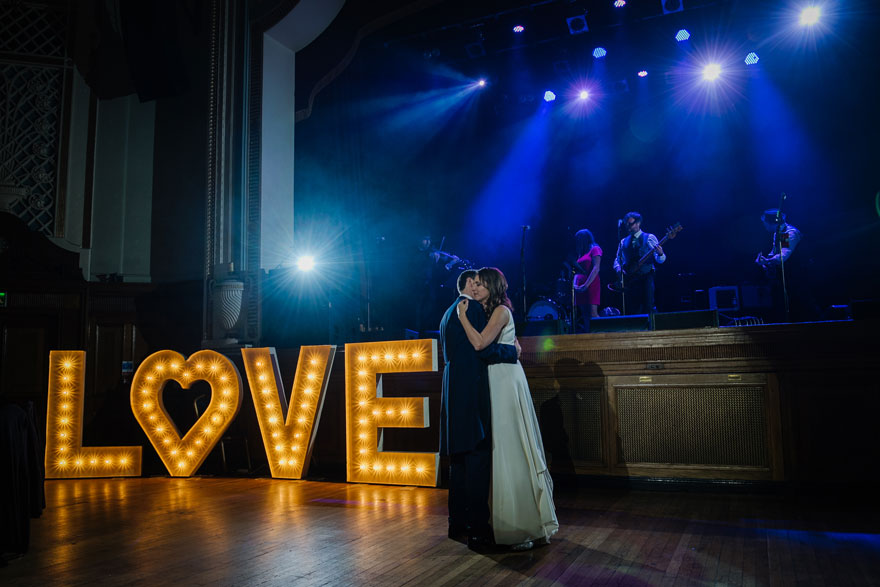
[{"xmin": 439, "ymin": 295, "xmax": 518, "ymax": 455}]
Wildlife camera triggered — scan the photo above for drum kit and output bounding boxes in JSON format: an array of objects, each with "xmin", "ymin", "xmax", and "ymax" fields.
[{"xmin": 526, "ymin": 274, "xmax": 570, "ymax": 323}]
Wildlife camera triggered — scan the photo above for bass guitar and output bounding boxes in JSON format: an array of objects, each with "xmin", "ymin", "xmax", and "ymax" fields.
[{"xmin": 608, "ymin": 223, "xmax": 683, "ymax": 292}]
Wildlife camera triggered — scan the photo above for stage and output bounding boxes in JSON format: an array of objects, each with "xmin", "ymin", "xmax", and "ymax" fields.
[
  {"xmin": 2, "ymin": 477, "xmax": 879, "ymax": 585},
  {"xmin": 292, "ymin": 318, "xmax": 879, "ymax": 486}
]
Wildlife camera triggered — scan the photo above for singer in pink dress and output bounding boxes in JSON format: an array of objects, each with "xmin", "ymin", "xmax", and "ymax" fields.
[{"xmin": 573, "ymin": 229, "xmax": 602, "ymax": 330}]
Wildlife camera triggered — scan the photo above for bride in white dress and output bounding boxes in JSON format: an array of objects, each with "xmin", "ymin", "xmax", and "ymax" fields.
[{"xmin": 458, "ymin": 267, "xmax": 559, "ymax": 547}]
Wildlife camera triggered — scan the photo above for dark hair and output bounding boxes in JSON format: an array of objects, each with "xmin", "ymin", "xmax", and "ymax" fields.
[
  {"xmin": 574, "ymin": 229, "xmax": 596, "ymax": 257},
  {"xmin": 477, "ymin": 267, "xmax": 513, "ymax": 318},
  {"xmin": 761, "ymin": 209, "xmax": 786, "ymax": 224},
  {"xmin": 624, "ymin": 211, "xmax": 642, "ymax": 224},
  {"xmin": 457, "ymin": 269, "xmax": 477, "ymax": 293}
]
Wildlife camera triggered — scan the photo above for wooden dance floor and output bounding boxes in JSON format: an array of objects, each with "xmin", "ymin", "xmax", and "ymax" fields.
[{"xmin": 3, "ymin": 477, "xmax": 879, "ymax": 585}]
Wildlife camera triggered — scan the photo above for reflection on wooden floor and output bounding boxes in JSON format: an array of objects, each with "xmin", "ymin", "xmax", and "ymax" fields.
[{"xmin": 3, "ymin": 477, "xmax": 879, "ymax": 585}]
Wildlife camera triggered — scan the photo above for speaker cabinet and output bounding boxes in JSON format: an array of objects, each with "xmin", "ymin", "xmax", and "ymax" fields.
[
  {"xmin": 589, "ymin": 314, "xmax": 650, "ymax": 333},
  {"xmin": 651, "ymin": 309, "xmax": 718, "ymax": 331}
]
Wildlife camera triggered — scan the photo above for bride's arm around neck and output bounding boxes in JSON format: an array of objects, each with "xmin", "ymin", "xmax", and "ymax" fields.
[{"xmin": 459, "ymin": 304, "xmax": 509, "ymax": 350}]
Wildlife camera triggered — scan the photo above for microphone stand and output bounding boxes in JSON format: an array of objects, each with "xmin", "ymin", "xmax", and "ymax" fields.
[
  {"xmin": 570, "ymin": 267, "xmax": 576, "ymax": 334},
  {"xmin": 617, "ymin": 219, "xmax": 627, "ymax": 316},
  {"xmin": 520, "ymin": 226, "xmax": 528, "ymax": 317},
  {"xmin": 775, "ymin": 193, "xmax": 791, "ymax": 322}
]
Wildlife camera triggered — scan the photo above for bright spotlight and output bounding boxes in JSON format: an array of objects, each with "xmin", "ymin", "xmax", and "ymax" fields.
[
  {"xmin": 543, "ymin": 90, "xmax": 557, "ymax": 102},
  {"xmin": 637, "ymin": 70, "xmax": 648, "ymax": 77},
  {"xmin": 614, "ymin": 0, "xmax": 627, "ymax": 7},
  {"xmin": 297, "ymin": 256, "xmax": 316, "ymax": 271},
  {"xmin": 675, "ymin": 29, "xmax": 691, "ymax": 42},
  {"xmin": 744, "ymin": 52, "xmax": 760, "ymax": 65},
  {"xmin": 799, "ymin": 6, "xmax": 821, "ymax": 26},
  {"xmin": 578, "ymin": 89, "xmax": 590, "ymax": 100},
  {"xmin": 592, "ymin": 47, "xmax": 607, "ymax": 59},
  {"xmin": 702, "ymin": 63, "xmax": 722, "ymax": 81},
  {"xmin": 476, "ymin": 79, "xmax": 487, "ymax": 87},
  {"xmin": 513, "ymin": 25, "xmax": 525, "ymax": 33}
]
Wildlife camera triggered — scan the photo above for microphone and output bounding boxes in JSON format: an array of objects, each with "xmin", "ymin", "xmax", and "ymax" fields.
[
  {"xmin": 522, "ymin": 225, "xmax": 530, "ymax": 230},
  {"xmin": 618, "ymin": 219, "xmax": 623, "ymax": 227}
]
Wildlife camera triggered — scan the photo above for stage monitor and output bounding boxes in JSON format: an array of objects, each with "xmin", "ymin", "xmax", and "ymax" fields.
[
  {"xmin": 709, "ymin": 286, "xmax": 739, "ymax": 311},
  {"xmin": 651, "ymin": 309, "xmax": 719, "ymax": 331},
  {"xmin": 589, "ymin": 314, "xmax": 650, "ymax": 333}
]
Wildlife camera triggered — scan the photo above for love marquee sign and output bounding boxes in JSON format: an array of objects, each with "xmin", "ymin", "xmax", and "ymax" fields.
[{"xmin": 44, "ymin": 339, "xmax": 440, "ymax": 487}]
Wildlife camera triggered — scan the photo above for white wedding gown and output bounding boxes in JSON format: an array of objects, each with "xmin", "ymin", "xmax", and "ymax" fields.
[{"xmin": 488, "ymin": 306, "xmax": 559, "ymax": 545}]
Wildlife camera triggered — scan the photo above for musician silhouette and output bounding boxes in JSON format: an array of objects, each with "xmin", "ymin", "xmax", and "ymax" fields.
[{"xmin": 612, "ymin": 212, "xmax": 666, "ymax": 315}]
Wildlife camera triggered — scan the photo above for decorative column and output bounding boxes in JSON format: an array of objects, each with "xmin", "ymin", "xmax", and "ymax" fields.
[{"xmin": 202, "ymin": 0, "xmax": 254, "ymax": 348}]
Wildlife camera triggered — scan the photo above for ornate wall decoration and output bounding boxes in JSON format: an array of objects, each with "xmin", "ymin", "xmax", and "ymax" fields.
[{"xmin": 0, "ymin": 1, "xmax": 71, "ymax": 235}]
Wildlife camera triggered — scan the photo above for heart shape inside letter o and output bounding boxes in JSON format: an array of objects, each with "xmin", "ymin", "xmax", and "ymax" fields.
[{"xmin": 131, "ymin": 349, "xmax": 243, "ymax": 477}]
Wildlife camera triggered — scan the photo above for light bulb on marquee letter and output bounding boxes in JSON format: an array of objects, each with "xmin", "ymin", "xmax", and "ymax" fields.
[
  {"xmin": 241, "ymin": 346, "xmax": 335, "ymax": 479},
  {"xmin": 345, "ymin": 339, "xmax": 439, "ymax": 487},
  {"xmin": 130, "ymin": 349, "xmax": 242, "ymax": 477},
  {"xmin": 45, "ymin": 351, "xmax": 142, "ymax": 478}
]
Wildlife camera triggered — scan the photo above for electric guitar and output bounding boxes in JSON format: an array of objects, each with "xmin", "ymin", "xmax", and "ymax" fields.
[{"xmin": 608, "ymin": 223, "xmax": 683, "ymax": 292}]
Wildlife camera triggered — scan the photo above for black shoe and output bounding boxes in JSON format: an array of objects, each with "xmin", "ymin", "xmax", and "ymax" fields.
[
  {"xmin": 467, "ymin": 534, "xmax": 494, "ymax": 551},
  {"xmin": 448, "ymin": 523, "xmax": 467, "ymax": 539}
]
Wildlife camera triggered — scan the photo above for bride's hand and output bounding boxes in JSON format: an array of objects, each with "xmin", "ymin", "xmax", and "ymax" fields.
[{"xmin": 457, "ymin": 299, "xmax": 468, "ymax": 318}]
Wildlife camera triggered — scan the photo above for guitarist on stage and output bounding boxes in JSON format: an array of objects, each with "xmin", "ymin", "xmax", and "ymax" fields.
[{"xmin": 613, "ymin": 212, "xmax": 666, "ymax": 315}]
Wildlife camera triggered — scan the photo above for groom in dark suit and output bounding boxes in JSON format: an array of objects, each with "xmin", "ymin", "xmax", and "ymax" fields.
[{"xmin": 440, "ymin": 269, "xmax": 519, "ymax": 548}]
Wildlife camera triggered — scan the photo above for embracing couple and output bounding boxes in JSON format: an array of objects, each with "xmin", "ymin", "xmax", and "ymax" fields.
[{"xmin": 439, "ymin": 267, "xmax": 559, "ymax": 552}]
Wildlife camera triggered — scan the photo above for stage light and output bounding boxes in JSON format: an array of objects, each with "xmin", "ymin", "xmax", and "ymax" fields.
[
  {"xmin": 242, "ymin": 346, "xmax": 336, "ymax": 479},
  {"xmin": 614, "ymin": 0, "xmax": 627, "ymax": 7},
  {"xmin": 513, "ymin": 25, "xmax": 524, "ymax": 33},
  {"xmin": 592, "ymin": 47, "xmax": 607, "ymax": 59},
  {"xmin": 578, "ymin": 90, "xmax": 590, "ymax": 100},
  {"xmin": 702, "ymin": 63, "xmax": 722, "ymax": 81},
  {"xmin": 638, "ymin": 70, "xmax": 649, "ymax": 77},
  {"xmin": 345, "ymin": 339, "xmax": 439, "ymax": 487},
  {"xmin": 131, "ymin": 350, "xmax": 243, "ymax": 477},
  {"xmin": 662, "ymin": 0, "xmax": 684, "ymax": 14},
  {"xmin": 477, "ymin": 79, "xmax": 487, "ymax": 87},
  {"xmin": 45, "ymin": 351, "xmax": 142, "ymax": 479},
  {"xmin": 543, "ymin": 91, "xmax": 556, "ymax": 102},
  {"xmin": 799, "ymin": 6, "xmax": 821, "ymax": 26},
  {"xmin": 744, "ymin": 52, "xmax": 760, "ymax": 65},
  {"xmin": 676, "ymin": 29, "xmax": 691, "ymax": 42},
  {"xmin": 297, "ymin": 255, "xmax": 315, "ymax": 271},
  {"xmin": 566, "ymin": 15, "xmax": 588, "ymax": 35}
]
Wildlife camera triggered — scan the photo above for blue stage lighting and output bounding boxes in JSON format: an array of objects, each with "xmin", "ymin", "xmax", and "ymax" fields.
[
  {"xmin": 592, "ymin": 47, "xmax": 607, "ymax": 59},
  {"xmin": 799, "ymin": 6, "xmax": 821, "ymax": 26},
  {"xmin": 744, "ymin": 52, "xmax": 760, "ymax": 65},
  {"xmin": 614, "ymin": 0, "xmax": 626, "ymax": 7},
  {"xmin": 513, "ymin": 25, "xmax": 525, "ymax": 33},
  {"xmin": 676, "ymin": 29, "xmax": 691, "ymax": 42},
  {"xmin": 543, "ymin": 91, "xmax": 557, "ymax": 102},
  {"xmin": 477, "ymin": 79, "xmax": 487, "ymax": 88},
  {"xmin": 637, "ymin": 70, "xmax": 648, "ymax": 77},
  {"xmin": 578, "ymin": 89, "xmax": 590, "ymax": 100},
  {"xmin": 702, "ymin": 63, "xmax": 722, "ymax": 81},
  {"xmin": 297, "ymin": 255, "xmax": 316, "ymax": 271}
]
